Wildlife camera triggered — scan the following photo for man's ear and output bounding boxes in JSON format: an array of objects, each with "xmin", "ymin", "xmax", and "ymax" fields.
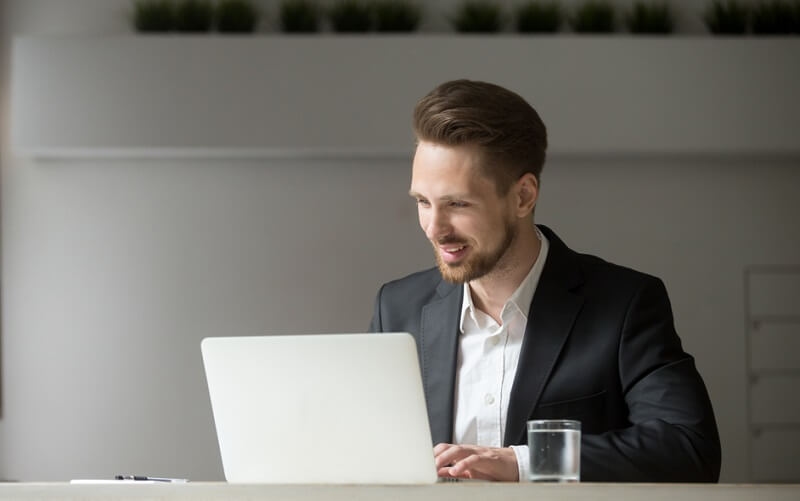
[{"xmin": 514, "ymin": 173, "xmax": 539, "ymax": 218}]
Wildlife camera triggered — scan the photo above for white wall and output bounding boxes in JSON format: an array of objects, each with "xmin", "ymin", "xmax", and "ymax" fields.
[
  {"xmin": 0, "ymin": 0, "xmax": 6, "ymax": 470},
  {"xmin": 2, "ymin": 0, "xmax": 800, "ymax": 483},
  {"xmin": 0, "ymin": 155, "xmax": 431, "ymax": 480}
]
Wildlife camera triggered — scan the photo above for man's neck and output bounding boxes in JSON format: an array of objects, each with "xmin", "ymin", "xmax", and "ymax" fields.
[{"xmin": 468, "ymin": 224, "xmax": 541, "ymax": 323}]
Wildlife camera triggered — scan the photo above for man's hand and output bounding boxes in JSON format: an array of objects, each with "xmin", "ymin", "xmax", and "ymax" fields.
[{"xmin": 433, "ymin": 443, "xmax": 519, "ymax": 481}]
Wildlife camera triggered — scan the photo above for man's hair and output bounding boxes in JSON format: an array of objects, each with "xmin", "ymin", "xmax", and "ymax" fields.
[{"xmin": 412, "ymin": 79, "xmax": 548, "ymax": 195}]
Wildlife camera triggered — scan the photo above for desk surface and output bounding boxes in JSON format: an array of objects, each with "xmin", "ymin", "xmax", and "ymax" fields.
[{"xmin": 0, "ymin": 483, "xmax": 798, "ymax": 501}]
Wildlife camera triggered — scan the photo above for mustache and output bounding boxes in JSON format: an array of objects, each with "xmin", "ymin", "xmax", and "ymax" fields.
[{"xmin": 435, "ymin": 237, "xmax": 467, "ymax": 246}]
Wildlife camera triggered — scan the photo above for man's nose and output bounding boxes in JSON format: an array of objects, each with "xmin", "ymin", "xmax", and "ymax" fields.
[{"xmin": 424, "ymin": 209, "xmax": 451, "ymax": 242}]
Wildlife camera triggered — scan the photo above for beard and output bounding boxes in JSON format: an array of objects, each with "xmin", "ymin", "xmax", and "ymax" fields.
[{"xmin": 433, "ymin": 218, "xmax": 517, "ymax": 284}]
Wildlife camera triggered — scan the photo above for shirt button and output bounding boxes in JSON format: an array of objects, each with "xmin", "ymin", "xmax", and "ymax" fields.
[
  {"xmin": 489, "ymin": 336, "xmax": 500, "ymax": 346},
  {"xmin": 485, "ymin": 394, "xmax": 495, "ymax": 405}
]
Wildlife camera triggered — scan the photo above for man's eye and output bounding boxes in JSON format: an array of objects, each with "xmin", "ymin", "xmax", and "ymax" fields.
[
  {"xmin": 416, "ymin": 199, "xmax": 430, "ymax": 207},
  {"xmin": 449, "ymin": 201, "xmax": 469, "ymax": 208}
]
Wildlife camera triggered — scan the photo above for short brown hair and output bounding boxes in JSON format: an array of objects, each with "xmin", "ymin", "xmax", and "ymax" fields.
[{"xmin": 412, "ymin": 79, "xmax": 547, "ymax": 195}]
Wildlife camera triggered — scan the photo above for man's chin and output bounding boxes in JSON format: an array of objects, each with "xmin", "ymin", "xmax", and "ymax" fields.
[{"xmin": 436, "ymin": 261, "xmax": 470, "ymax": 284}]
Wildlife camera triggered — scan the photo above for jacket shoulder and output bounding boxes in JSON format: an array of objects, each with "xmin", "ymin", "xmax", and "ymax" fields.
[
  {"xmin": 540, "ymin": 225, "xmax": 664, "ymax": 295},
  {"xmin": 574, "ymin": 251, "xmax": 664, "ymax": 292},
  {"xmin": 371, "ymin": 267, "xmax": 455, "ymax": 333},
  {"xmin": 380, "ymin": 267, "xmax": 444, "ymax": 301}
]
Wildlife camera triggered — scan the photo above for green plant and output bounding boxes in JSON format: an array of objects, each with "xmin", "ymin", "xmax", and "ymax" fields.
[
  {"xmin": 329, "ymin": 0, "xmax": 373, "ymax": 32},
  {"xmin": 626, "ymin": 1, "xmax": 674, "ymax": 34},
  {"xmin": 795, "ymin": 0, "xmax": 800, "ymax": 32},
  {"xmin": 703, "ymin": 0, "xmax": 749, "ymax": 34},
  {"xmin": 571, "ymin": 1, "xmax": 615, "ymax": 33},
  {"xmin": 451, "ymin": 1, "xmax": 504, "ymax": 33},
  {"xmin": 133, "ymin": 0, "xmax": 175, "ymax": 32},
  {"xmin": 793, "ymin": 0, "xmax": 800, "ymax": 33},
  {"xmin": 751, "ymin": 0, "xmax": 795, "ymax": 34},
  {"xmin": 374, "ymin": 0, "xmax": 422, "ymax": 32},
  {"xmin": 279, "ymin": 0, "xmax": 320, "ymax": 32},
  {"xmin": 175, "ymin": 0, "xmax": 214, "ymax": 32},
  {"xmin": 216, "ymin": 0, "xmax": 259, "ymax": 33},
  {"xmin": 515, "ymin": 1, "xmax": 562, "ymax": 33}
]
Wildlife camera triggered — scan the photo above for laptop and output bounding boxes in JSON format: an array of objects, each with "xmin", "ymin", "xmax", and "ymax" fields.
[{"xmin": 201, "ymin": 333, "xmax": 439, "ymax": 484}]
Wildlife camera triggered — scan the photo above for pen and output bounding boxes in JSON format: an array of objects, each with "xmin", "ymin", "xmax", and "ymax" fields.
[{"xmin": 115, "ymin": 475, "xmax": 188, "ymax": 483}]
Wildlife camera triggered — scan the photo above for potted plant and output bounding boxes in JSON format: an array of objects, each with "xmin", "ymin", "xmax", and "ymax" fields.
[
  {"xmin": 451, "ymin": 1, "xmax": 504, "ymax": 33},
  {"xmin": 374, "ymin": 0, "xmax": 422, "ymax": 32},
  {"xmin": 570, "ymin": 1, "xmax": 616, "ymax": 33},
  {"xmin": 279, "ymin": 0, "xmax": 320, "ymax": 33},
  {"xmin": 626, "ymin": 1, "xmax": 674, "ymax": 34},
  {"xmin": 515, "ymin": 1, "xmax": 562, "ymax": 33},
  {"xmin": 795, "ymin": 0, "xmax": 800, "ymax": 33},
  {"xmin": 133, "ymin": 0, "xmax": 175, "ymax": 32},
  {"xmin": 751, "ymin": 0, "xmax": 795, "ymax": 34},
  {"xmin": 215, "ymin": 0, "xmax": 260, "ymax": 33},
  {"xmin": 703, "ymin": 0, "xmax": 749, "ymax": 34},
  {"xmin": 175, "ymin": 0, "xmax": 214, "ymax": 32},
  {"xmin": 329, "ymin": 0, "xmax": 373, "ymax": 32}
]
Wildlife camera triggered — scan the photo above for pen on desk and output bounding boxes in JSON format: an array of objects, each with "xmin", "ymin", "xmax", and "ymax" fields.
[{"xmin": 115, "ymin": 475, "xmax": 188, "ymax": 483}]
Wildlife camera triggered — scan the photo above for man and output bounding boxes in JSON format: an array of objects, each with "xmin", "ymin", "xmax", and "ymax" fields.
[{"xmin": 369, "ymin": 80, "xmax": 721, "ymax": 482}]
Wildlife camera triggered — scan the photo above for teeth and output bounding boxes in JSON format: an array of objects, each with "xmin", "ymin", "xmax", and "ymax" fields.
[{"xmin": 444, "ymin": 246, "xmax": 465, "ymax": 252}]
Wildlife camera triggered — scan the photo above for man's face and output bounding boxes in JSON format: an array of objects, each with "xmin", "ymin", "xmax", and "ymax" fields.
[{"xmin": 409, "ymin": 142, "xmax": 517, "ymax": 284}]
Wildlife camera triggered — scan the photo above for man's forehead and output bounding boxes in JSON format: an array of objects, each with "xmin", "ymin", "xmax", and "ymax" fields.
[{"xmin": 409, "ymin": 167, "xmax": 497, "ymax": 201}]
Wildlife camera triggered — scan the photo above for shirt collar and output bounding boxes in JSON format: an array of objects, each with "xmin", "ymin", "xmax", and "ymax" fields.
[{"xmin": 459, "ymin": 228, "xmax": 550, "ymax": 333}]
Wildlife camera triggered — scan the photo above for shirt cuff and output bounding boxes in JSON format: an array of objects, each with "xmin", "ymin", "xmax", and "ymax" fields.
[{"xmin": 509, "ymin": 445, "xmax": 530, "ymax": 483}]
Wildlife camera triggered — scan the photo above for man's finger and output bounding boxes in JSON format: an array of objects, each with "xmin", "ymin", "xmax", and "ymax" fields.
[
  {"xmin": 432, "ymin": 443, "xmax": 453, "ymax": 455},
  {"xmin": 434, "ymin": 445, "xmax": 473, "ymax": 469},
  {"xmin": 448, "ymin": 454, "xmax": 489, "ymax": 478}
]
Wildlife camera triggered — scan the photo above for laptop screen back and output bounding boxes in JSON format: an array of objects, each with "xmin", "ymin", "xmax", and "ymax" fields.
[{"xmin": 201, "ymin": 333, "xmax": 438, "ymax": 484}]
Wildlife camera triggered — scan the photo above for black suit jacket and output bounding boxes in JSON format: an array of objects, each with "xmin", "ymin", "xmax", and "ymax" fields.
[{"xmin": 369, "ymin": 225, "xmax": 721, "ymax": 482}]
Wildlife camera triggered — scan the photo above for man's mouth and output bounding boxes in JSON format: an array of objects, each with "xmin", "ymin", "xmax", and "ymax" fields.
[{"xmin": 438, "ymin": 243, "xmax": 469, "ymax": 263}]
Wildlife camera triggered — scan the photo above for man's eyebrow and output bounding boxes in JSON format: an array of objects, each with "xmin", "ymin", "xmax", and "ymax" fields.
[{"xmin": 408, "ymin": 191, "xmax": 471, "ymax": 201}]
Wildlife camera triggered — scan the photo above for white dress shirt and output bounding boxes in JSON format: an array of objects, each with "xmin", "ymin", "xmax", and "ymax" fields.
[{"xmin": 453, "ymin": 229, "xmax": 549, "ymax": 482}]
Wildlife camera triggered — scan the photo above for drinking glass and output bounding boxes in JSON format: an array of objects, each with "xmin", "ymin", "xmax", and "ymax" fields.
[{"xmin": 527, "ymin": 419, "xmax": 581, "ymax": 482}]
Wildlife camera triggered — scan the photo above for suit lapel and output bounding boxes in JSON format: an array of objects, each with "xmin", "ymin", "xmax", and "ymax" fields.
[
  {"xmin": 504, "ymin": 226, "xmax": 584, "ymax": 446},
  {"xmin": 420, "ymin": 280, "xmax": 462, "ymax": 445}
]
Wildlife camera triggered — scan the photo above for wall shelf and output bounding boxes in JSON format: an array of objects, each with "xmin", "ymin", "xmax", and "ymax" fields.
[{"xmin": 10, "ymin": 36, "xmax": 800, "ymax": 159}]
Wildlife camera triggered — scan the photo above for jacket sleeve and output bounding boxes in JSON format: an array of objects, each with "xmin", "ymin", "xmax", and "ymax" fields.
[{"xmin": 580, "ymin": 277, "xmax": 722, "ymax": 482}]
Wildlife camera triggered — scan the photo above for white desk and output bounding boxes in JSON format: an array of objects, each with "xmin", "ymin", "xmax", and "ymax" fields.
[{"xmin": 0, "ymin": 483, "xmax": 798, "ymax": 501}]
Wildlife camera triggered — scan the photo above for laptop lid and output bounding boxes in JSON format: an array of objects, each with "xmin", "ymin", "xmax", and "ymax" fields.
[{"xmin": 201, "ymin": 333, "xmax": 438, "ymax": 484}]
